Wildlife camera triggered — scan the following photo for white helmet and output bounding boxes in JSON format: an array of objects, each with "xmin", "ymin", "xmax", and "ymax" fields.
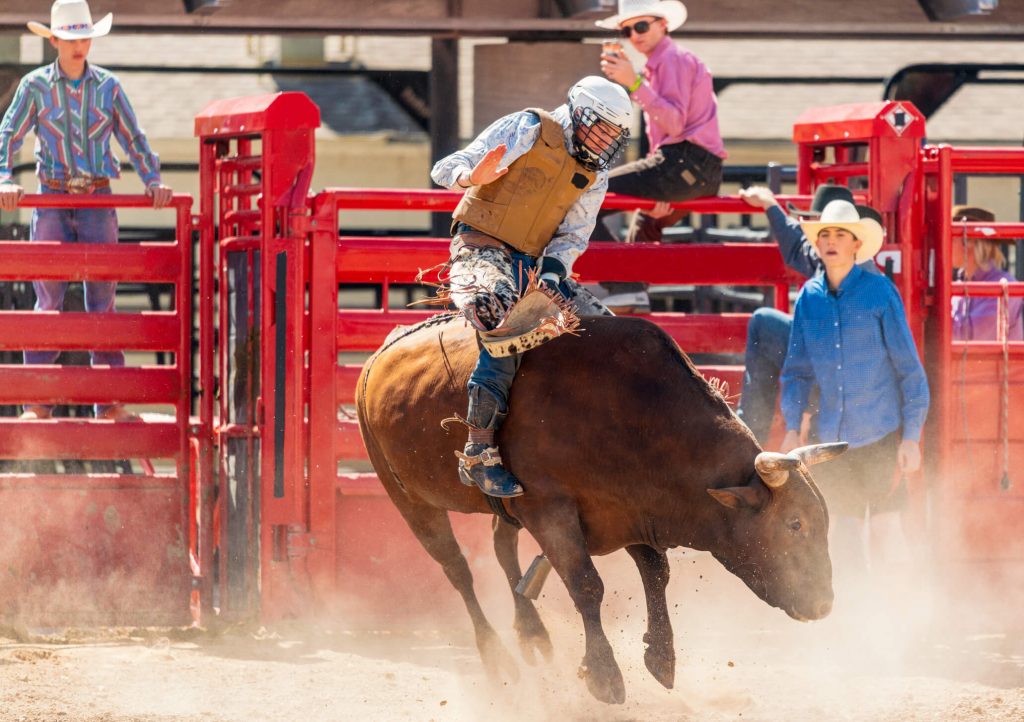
[{"xmin": 567, "ymin": 76, "xmax": 633, "ymax": 171}]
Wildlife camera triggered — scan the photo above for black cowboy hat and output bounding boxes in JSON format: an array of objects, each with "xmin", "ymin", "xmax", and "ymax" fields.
[
  {"xmin": 951, "ymin": 205, "xmax": 996, "ymax": 224},
  {"xmin": 856, "ymin": 204, "xmax": 883, "ymax": 226},
  {"xmin": 787, "ymin": 184, "xmax": 856, "ymax": 219},
  {"xmin": 951, "ymin": 205, "xmax": 1012, "ymax": 243}
]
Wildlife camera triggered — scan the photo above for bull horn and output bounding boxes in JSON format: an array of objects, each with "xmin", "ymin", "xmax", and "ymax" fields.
[
  {"xmin": 791, "ymin": 442, "xmax": 849, "ymax": 467},
  {"xmin": 754, "ymin": 451, "xmax": 800, "ymax": 489}
]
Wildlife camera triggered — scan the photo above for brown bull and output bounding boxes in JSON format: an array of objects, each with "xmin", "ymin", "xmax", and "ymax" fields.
[{"xmin": 356, "ymin": 314, "xmax": 843, "ymax": 704}]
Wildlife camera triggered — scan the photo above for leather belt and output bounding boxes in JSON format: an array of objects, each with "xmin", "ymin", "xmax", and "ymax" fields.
[
  {"xmin": 42, "ymin": 177, "xmax": 111, "ymax": 194},
  {"xmin": 451, "ymin": 226, "xmax": 514, "ymax": 256}
]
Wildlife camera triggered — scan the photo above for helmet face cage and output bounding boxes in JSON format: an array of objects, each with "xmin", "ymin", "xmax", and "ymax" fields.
[{"xmin": 571, "ymin": 105, "xmax": 629, "ymax": 172}]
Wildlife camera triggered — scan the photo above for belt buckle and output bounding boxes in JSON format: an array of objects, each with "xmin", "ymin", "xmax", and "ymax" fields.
[{"xmin": 66, "ymin": 176, "xmax": 92, "ymax": 194}]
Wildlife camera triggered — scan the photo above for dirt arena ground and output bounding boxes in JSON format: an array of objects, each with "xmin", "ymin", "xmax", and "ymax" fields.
[{"xmin": 2, "ymin": 549, "xmax": 1022, "ymax": 722}]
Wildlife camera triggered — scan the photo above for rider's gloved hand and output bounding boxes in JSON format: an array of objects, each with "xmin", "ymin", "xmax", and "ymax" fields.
[{"xmin": 538, "ymin": 256, "xmax": 566, "ymax": 298}]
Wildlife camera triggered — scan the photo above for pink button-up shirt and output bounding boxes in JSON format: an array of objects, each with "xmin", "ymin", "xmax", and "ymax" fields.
[{"xmin": 630, "ymin": 36, "xmax": 727, "ymax": 159}]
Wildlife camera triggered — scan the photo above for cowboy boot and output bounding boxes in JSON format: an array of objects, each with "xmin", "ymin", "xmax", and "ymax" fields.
[{"xmin": 456, "ymin": 386, "xmax": 524, "ymax": 498}]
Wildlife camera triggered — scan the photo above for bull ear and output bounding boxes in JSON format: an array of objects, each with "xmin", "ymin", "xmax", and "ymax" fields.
[
  {"xmin": 708, "ymin": 485, "xmax": 768, "ymax": 512},
  {"xmin": 791, "ymin": 442, "xmax": 848, "ymax": 466}
]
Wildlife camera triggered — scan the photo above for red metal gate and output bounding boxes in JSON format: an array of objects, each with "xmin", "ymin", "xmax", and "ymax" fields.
[
  {"xmin": 928, "ymin": 145, "xmax": 1024, "ymax": 597},
  {"xmin": 0, "ymin": 192, "xmax": 199, "ymax": 625}
]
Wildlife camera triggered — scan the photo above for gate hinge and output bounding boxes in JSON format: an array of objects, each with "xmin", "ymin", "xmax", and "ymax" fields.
[
  {"xmin": 285, "ymin": 524, "xmax": 316, "ymax": 560},
  {"xmin": 288, "ymin": 212, "xmax": 315, "ymax": 237}
]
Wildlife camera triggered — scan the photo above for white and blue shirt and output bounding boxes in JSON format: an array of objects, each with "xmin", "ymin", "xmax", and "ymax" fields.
[{"xmin": 430, "ymin": 105, "xmax": 608, "ymax": 275}]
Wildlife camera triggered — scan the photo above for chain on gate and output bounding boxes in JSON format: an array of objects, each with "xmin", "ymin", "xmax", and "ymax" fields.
[{"xmin": 959, "ymin": 221, "xmax": 974, "ymax": 469}]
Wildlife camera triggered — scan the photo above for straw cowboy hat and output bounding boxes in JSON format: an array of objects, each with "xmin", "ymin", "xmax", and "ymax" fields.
[
  {"xmin": 800, "ymin": 200, "xmax": 885, "ymax": 263},
  {"xmin": 596, "ymin": 0, "xmax": 688, "ymax": 31},
  {"xmin": 28, "ymin": 0, "xmax": 112, "ymax": 40}
]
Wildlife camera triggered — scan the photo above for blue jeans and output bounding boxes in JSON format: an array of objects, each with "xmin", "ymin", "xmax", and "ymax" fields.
[
  {"xmin": 737, "ymin": 307, "xmax": 792, "ymax": 444},
  {"xmin": 468, "ymin": 251, "xmax": 569, "ymax": 410},
  {"xmin": 25, "ymin": 186, "xmax": 122, "ymax": 413}
]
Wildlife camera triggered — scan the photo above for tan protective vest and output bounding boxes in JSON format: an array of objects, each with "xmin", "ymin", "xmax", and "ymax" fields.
[{"xmin": 452, "ymin": 109, "xmax": 596, "ymax": 257}]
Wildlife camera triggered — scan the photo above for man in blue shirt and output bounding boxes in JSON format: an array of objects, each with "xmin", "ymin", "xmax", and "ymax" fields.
[
  {"xmin": 736, "ymin": 184, "xmax": 882, "ymax": 444},
  {"xmin": 780, "ymin": 199, "xmax": 929, "ymax": 573}
]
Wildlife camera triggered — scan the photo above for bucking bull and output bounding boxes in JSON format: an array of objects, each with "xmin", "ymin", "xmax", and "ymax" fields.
[{"xmin": 356, "ymin": 313, "xmax": 845, "ymax": 704}]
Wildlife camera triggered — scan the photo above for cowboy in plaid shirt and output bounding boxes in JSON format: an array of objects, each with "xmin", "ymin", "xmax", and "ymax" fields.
[{"xmin": 0, "ymin": 0, "xmax": 172, "ymax": 421}]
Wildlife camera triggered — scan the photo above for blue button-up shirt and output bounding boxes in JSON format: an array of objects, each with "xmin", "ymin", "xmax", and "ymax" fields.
[
  {"xmin": 781, "ymin": 264, "xmax": 930, "ymax": 447},
  {"xmin": 0, "ymin": 61, "xmax": 161, "ymax": 187}
]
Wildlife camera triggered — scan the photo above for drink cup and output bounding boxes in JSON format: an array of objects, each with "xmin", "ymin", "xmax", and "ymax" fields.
[{"xmin": 601, "ymin": 40, "xmax": 624, "ymax": 58}]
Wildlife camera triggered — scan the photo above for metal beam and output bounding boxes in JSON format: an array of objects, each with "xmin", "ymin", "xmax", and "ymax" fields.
[
  {"xmin": 1, "ymin": 14, "xmax": 1023, "ymax": 38},
  {"xmin": 430, "ymin": 37, "xmax": 460, "ymax": 236}
]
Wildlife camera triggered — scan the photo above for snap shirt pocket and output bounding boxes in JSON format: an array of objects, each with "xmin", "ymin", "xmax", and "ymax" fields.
[{"xmin": 795, "ymin": 319, "xmax": 835, "ymax": 356}]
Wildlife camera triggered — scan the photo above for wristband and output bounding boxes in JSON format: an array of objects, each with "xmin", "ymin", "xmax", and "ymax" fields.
[
  {"xmin": 628, "ymin": 75, "xmax": 643, "ymax": 94},
  {"xmin": 456, "ymin": 172, "xmax": 473, "ymax": 189}
]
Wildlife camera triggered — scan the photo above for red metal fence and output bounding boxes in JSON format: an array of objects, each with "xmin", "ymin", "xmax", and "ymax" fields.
[
  {"xmin": 0, "ymin": 193, "xmax": 199, "ymax": 625},
  {"xmin": 4, "ymin": 93, "xmax": 1024, "ymax": 627},
  {"xmin": 928, "ymin": 145, "xmax": 1024, "ymax": 575}
]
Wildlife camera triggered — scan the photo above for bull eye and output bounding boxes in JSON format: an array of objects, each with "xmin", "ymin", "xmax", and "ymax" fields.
[{"xmin": 788, "ymin": 519, "xmax": 802, "ymax": 532}]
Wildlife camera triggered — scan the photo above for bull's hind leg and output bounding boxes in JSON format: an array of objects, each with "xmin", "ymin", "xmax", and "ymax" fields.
[
  {"xmin": 395, "ymin": 499, "xmax": 519, "ymax": 683},
  {"xmin": 518, "ymin": 500, "xmax": 625, "ymax": 705},
  {"xmin": 492, "ymin": 518, "xmax": 553, "ymax": 664},
  {"xmin": 626, "ymin": 544, "xmax": 676, "ymax": 689}
]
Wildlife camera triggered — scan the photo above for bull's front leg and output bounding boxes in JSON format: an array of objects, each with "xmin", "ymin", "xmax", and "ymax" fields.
[
  {"xmin": 626, "ymin": 544, "xmax": 676, "ymax": 689},
  {"xmin": 518, "ymin": 500, "xmax": 625, "ymax": 705}
]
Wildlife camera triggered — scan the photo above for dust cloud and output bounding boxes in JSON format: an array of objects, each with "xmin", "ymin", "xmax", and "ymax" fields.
[{"xmin": 2, "ymin": 529, "xmax": 1022, "ymax": 722}]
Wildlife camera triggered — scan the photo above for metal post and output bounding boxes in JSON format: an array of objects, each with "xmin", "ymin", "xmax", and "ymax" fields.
[
  {"xmin": 430, "ymin": 37, "xmax": 460, "ymax": 237},
  {"xmin": 953, "ymin": 173, "xmax": 968, "ymax": 206},
  {"xmin": 766, "ymin": 162, "xmax": 783, "ymax": 194},
  {"xmin": 1017, "ymin": 141, "xmax": 1024, "ymax": 280}
]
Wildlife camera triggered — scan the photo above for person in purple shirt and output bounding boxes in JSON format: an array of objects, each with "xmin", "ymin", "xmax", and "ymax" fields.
[
  {"xmin": 591, "ymin": 0, "xmax": 726, "ymax": 312},
  {"xmin": 950, "ymin": 205, "xmax": 1023, "ymax": 341}
]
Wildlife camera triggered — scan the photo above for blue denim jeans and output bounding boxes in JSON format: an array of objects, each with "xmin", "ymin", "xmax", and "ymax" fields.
[
  {"xmin": 468, "ymin": 250, "xmax": 570, "ymax": 410},
  {"xmin": 737, "ymin": 307, "xmax": 792, "ymax": 444},
  {"xmin": 25, "ymin": 186, "xmax": 122, "ymax": 413}
]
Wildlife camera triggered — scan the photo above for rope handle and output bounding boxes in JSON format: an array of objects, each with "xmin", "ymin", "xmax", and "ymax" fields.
[{"xmin": 999, "ymin": 279, "xmax": 1012, "ymax": 491}]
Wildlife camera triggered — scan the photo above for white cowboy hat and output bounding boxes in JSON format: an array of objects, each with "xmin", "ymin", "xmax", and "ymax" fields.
[
  {"xmin": 800, "ymin": 200, "xmax": 885, "ymax": 262},
  {"xmin": 28, "ymin": 0, "xmax": 112, "ymax": 40},
  {"xmin": 595, "ymin": 0, "xmax": 688, "ymax": 32}
]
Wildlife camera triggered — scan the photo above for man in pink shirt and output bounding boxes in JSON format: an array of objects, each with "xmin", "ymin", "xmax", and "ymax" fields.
[{"xmin": 593, "ymin": 0, "xmax": 726, "ymax": 311}]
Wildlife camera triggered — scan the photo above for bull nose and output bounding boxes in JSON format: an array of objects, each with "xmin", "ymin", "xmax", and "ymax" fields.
[{"xmin": 815, "ymin": 597, "xmax": 833, "ymax": 619}]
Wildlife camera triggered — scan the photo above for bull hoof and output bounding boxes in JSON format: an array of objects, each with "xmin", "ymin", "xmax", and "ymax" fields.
[
  {"xmin": 479, "ymin": 632, "xmax": 520, "ymax": 684},
  {"xmin": 578, "ymin": 658, "xmax": 625, "ymax": 705},
  {"xmin": 643, "ymin": 647, "xmax": 676, "ymax": 689},
  {"xmin": 514, "ymin": 609, "xmax": 553, "ymax": 666},
  {"xmin": 516, "ymin": 625, "xmax": 553, "ymax": 666}
]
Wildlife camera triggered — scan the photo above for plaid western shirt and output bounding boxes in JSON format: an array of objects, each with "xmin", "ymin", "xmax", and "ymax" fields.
[{"xmin": 0, "ymin": 60, "xmax": 161, "ymax": 188}]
